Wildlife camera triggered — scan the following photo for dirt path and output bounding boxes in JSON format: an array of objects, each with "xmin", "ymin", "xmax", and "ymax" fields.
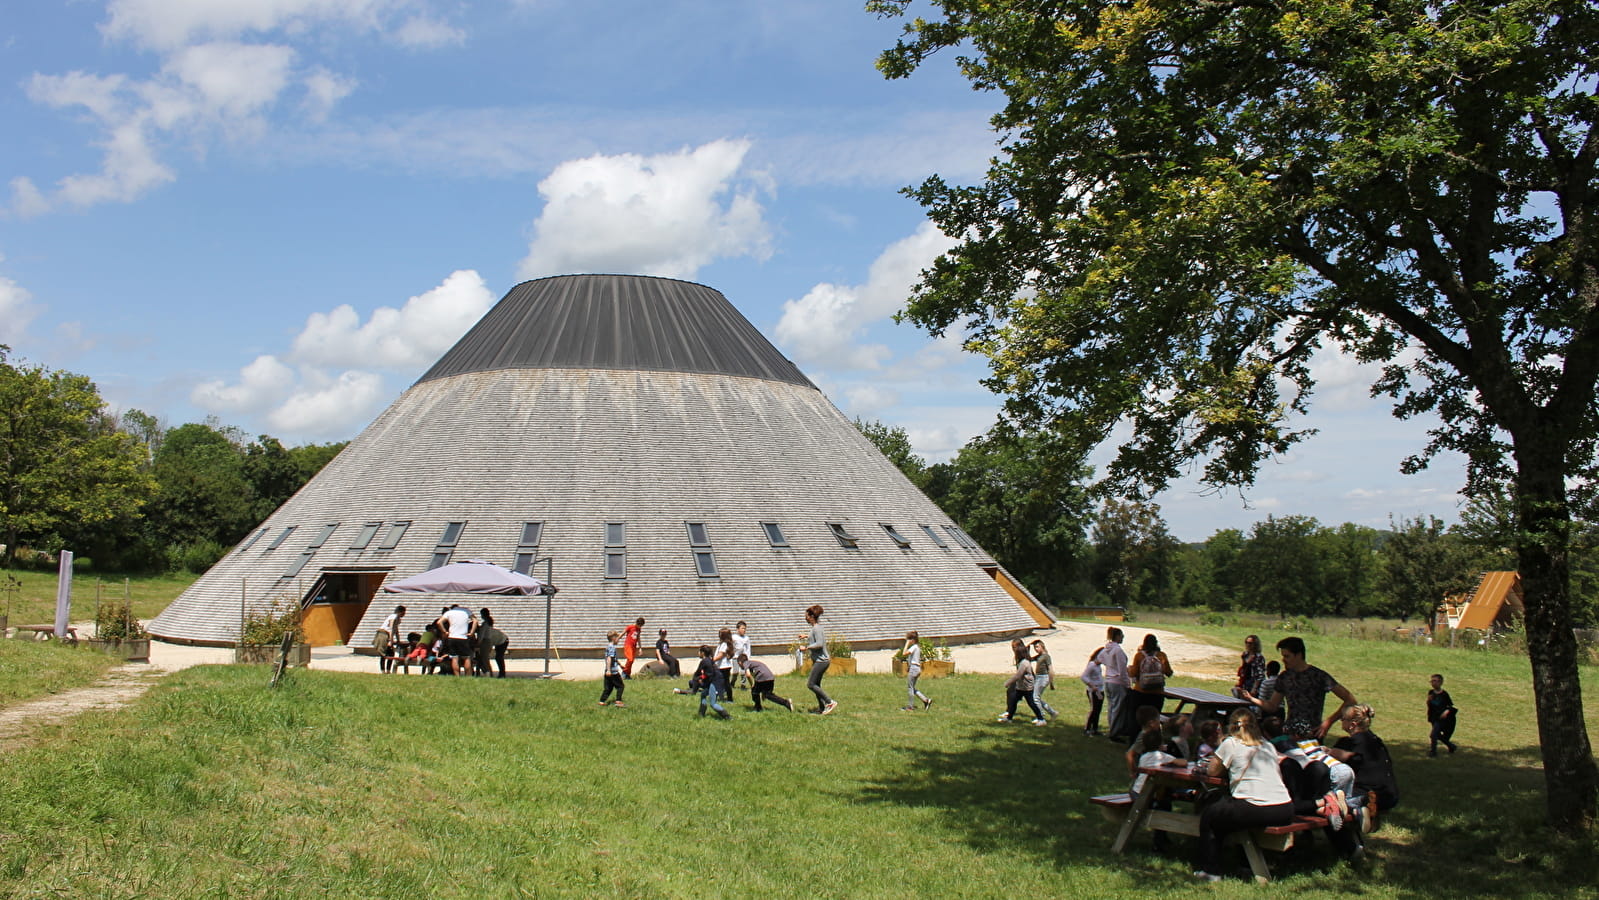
[{"xmin": 0, "ymin": 663, "xmax": 168, "ymax": 753}]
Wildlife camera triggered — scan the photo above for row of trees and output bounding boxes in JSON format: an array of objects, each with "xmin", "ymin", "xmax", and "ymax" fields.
[
  {"xmin": 858, "ymin": 419, "xmax": 1599, "ymax": 625},
  {"xmin": 0, "ymin": 347, "xmax": 343, "ymax": 572}
]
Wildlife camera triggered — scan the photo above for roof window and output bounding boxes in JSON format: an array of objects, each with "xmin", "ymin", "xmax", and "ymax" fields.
[
  {"xmin": 761, "ymin": 522, "xmax": 789, "ymax": 548},
  {"xmin": 919, "ymin": 525, "xmax": 949, "ymax": 549},
  {"xmin": 428, "ymin": 521, "xmax": 466, "ymax": 569},
  {"xmin": 264, "ymin": 526, "xmax": 297, "ymax": 551},
  {"xmin": 605, "ymin": 522, "xmax": 626, "ymax": 580},
  {"xmin": 827, "ymin": 523, "xmax": 860, "ymax": 549},
  {"xmin": 881, "ymin": 524, "xmax": 912, "ymax": 549},
  {"xmin": 349, "ymin": 522, "xmax": 381, "ymax": 551},
  {"xmin": 514, "ymin": 521, "xmax": 545, "ymax": 576},
  {"xmin": 376, "ymin": 521, "xmax": 410, "ymax": 550}
]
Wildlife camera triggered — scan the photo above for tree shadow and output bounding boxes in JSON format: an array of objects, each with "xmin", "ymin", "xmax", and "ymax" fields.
[{"xmin": 851, "ymin": 727, "xmax": 1599, "ymax": 894}]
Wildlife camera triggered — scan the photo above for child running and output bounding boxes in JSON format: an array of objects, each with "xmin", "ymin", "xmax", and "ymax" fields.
[
  {"xmin": 900, "ymin": 631, "xmax": 933, "ymax": 711},
  {"xmin": 1426, "ymin": 673, "xmax": 1458, "ymax": 756},
  {"xmin": 740, "ymin": 654, "xmax": 793, "ymax": 711},
  {"xmin": 694, "ymin": 644, "xmax": 732, "ymax": 719}
]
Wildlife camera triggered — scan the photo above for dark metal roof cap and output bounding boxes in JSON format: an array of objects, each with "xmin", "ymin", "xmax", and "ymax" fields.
[{"xmin": 416, "ymin": 274, "xmax": 814, "ymax": 388}]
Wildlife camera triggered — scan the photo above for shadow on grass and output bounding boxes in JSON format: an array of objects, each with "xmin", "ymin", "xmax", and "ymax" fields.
[{"xmin": 853, "ymin": 726, "xmax": 1599, "ymax": 895}]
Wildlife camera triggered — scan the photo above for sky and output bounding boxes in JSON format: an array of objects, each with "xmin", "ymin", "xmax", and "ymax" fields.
[{"xmin": 0, "ymin": 0, "xmax": 1471, "ymax": 543}]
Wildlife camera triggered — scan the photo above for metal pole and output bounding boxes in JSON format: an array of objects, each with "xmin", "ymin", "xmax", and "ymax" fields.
[{"xmin": 538, "ymin": 557, "xmax": 555, "ymax": 675}]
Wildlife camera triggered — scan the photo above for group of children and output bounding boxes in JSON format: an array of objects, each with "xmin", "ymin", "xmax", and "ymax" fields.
[{"xmin": 373, "ymin": 604, "xmax": 509, "ymax": 678}]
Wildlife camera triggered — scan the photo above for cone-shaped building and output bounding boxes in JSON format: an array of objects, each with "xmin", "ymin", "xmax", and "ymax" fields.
[{"xmin": 150, "ymin": 275, "xmax": 1050, "ymax": 652}]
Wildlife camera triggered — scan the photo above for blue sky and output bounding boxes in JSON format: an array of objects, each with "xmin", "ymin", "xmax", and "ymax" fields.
[{"xmin": 0, "ymin": 0, "xmax": 1469, "ymax": 542}]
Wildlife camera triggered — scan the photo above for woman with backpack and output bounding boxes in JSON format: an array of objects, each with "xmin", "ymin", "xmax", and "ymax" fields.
[{"xmin": 1127, "ymin": 633, "xmax": 1173, "ymax": 728}]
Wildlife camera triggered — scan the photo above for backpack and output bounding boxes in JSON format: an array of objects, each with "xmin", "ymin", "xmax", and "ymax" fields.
[{"xmin": 1137, "ymin": 652, "xmax": 1166, "ymax": 691}]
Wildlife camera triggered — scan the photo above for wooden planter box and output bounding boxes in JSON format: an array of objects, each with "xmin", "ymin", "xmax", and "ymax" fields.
[
  {"xmin": 827, "ymin": 657, "xmax": 858, "ymax": 675},
  {"xmin": 235, "ymin": 643, "xmax": 312, "ymax": 667},
  {"xmin": 85, "ymin": 637, "xmax": 151, "ymax": 662},
  {"xmin": 892, "ymin": 659, "xmax": 955, "ymax": 678}
]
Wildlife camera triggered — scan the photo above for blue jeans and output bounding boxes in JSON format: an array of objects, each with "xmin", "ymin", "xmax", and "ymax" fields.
[{"xmin": 700, "ymin": 682, "xmax": 728, "ymax": 717}]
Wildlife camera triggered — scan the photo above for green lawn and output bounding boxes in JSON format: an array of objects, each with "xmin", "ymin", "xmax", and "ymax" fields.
[
  {"xmin": 0, "ymin": 568, "xmax": 196, "ymax": 630},
  {"xmin": 0, "ymin": 638, "xmax": 120, "ymax": 706},
  {"xmin": 0, "ymin": 624, "xmax": 1595, "ymax": 899}
]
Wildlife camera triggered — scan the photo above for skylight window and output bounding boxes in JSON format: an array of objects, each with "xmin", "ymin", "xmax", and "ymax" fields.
[
  {"xmin": 283, "ymin": 551, "xmax": 316, "ymax": 578},
  {"xmin": 349, "ymin": 522, "xmax": 381, "ymax": 551},
  {"xmin": 428, "ymin": 521, "xmax": 466, "ymax": 569},
  {"xmin": 376, "ymin": 521, "xmax": 410, "ymax": 550},
  {"xmin": 264, "ymin": 526, "xmax": 297, "ymax": 551},
  {"xmin": 236, "ymin": 527, "xmax": 268, "ymax": 554},
  {"xmin": 514, "ymin": 521, "xmax": 545, "ymax": 576},
  {"xmin": 686, "ymin": 523, "xmax": 718, "ymax": 577},
  {"xmin": 919, "ymin": 525, "xmax": 949, "ymax": 549},
  {"xmin": 605, "ymin": 522, "xmax": 626, "ymax": 580},
  {"xmin": 827, "ymin": 523, "xmax": 860, "ymax": 549},
  {"xmin": 943, "ymin": 525, "xmax": 970, "ymax": 549},
  {"xmin": 881, "ymin": 524, "xmax": 912, "ymax": 549},
  {"xmin": 761, "ymin": 522, "xmax": 789, "ymax": 548},
  {"xmin": 306, "ymin": 523, "xmax": 339, "ymax": 548}
]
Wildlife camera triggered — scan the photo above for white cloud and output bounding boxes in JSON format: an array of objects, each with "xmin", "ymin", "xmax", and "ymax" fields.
[
  {"xmin": 102, "ymin": 0, "xmax": 408, "ymax": 51},
  {"xmin": 302, "ymin": 67, "xmax": 358, "ymax": 121},
  {"xmin": 267, "ymin": 369, "xmax": 386, "ymax": 435},
  {"xmin": 393, "ymin": 15, "xmax": 466, "ymax": 48},
  {"xmin": 841, "ymin": 384, "xmax": 901, "ymax": 416},
  {"xmin": 775, "ymin": 220, "xmax": 957, "ymax": 370},
  {"xmin": 0, "ymin": 265, "xmax": 40, "ymax": 344},
  {"xmin": 290, "ymin": 269, "xmax": 493, "ymax": 369},
  {"xmin": 193, "ymin": 270, "xmax": 492, "ymax": 440},
  {"xmin": 516, "ymin": 139, "xmax": 772, "ymax": 280},
  {"xmin": 191, "ymin": 354, "xmax": 297, "ymax": 413},
  {"xmin": 14, "ymin": 44, "xmax": 304, "ymax": 214}
]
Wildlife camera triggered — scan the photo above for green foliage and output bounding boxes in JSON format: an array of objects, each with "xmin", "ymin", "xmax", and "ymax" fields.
[
  {"xmin": 929, "ymin": 426, "xmax": 1095, "ymax": 604},
  {"xmin": 93, "ymin": 600, "xmax": 146, "ymax": 641},
  {"xmin": 826, "ymin": 633, "xmax": 854, "ymax": 659},
  {"xmin": 1089, "ymin": 498, "xmax": 1178, "ymax": 608},
  {"xmin": 0, "ymin": 638, "xmax": 119, "ymax": 706},
  {"xmin": 871, "ymin": 0, "xmax": 1599, "ymax": 825},
  {"xmin": 237, "ymin": 596, "xmax": 305, "ymax": 647},
  {"xmin": 0, "ymin": 348, "xmax": 156, "ymax": 564}
]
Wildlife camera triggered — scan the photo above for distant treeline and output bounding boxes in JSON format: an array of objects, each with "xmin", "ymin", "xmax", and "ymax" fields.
[
  {"xmin": 0, "ymin": 347, "xmax": 344, "ymax": 573},
  {"xmin": 856, "ymin": 418, "xmax": 1599, "ymax": 626}
]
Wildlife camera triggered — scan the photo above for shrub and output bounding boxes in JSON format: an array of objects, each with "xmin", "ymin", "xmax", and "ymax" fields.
[
  {"xmin": 239, "ymin": 596, "xmax": 305, "ymax": 647},
  {"xmin": 1196, "ymin": 610, "xmax": 1227, "ymax": 627},
  {"xmin": 173, "ymin": 539, "xmax": 228, "ymax": 574},
  {"xmin": 826, "ymin": 633, "xmax": 854, "ymax": 659},
  {"xmin": 94, "ymin": 600, "xmax": 147, "ymax": 640}
]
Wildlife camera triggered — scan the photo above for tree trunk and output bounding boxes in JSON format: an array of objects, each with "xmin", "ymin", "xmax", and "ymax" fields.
[{"xmin": 1515, "ymin": 443, "xmax": 1598, "ymax": 831}]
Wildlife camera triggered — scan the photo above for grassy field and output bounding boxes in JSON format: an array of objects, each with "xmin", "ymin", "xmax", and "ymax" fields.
[
  {"xmin": 0, "ymin": 639, "xmax": 120, "ymax": 706},
  {"xmin": 0, "ymin": 624, "xmax": 1596, "ymax": 899},
  {"xmin": 0, "ymin": 568, "xmax": 196, "ymax": 630}
]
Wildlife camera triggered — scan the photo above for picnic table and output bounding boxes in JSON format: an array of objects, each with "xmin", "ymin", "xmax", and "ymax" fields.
[
  {"xmin": 1093, "ymin": 763, "xmax": 1326, "ymax": 883},
  {"xmin": 1162, "ymin": 685, "xmax": 1251, "ymax": 724}
]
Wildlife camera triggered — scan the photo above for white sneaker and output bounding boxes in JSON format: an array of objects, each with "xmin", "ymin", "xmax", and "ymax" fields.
[
  {"xmin": 1193, "ymin": 871, "xmax": 1222, "ymax": 883},
  {"xmin": 996, "ymin": 713, "xmax": 1012, "ymax": 722},
  {"xmin": 1032, "ymin": 718, "xmax": 1047, "ymax": 726},
  {"xmin": 822, "ymin": 700, "xmax": 838, "ymax": 715}
]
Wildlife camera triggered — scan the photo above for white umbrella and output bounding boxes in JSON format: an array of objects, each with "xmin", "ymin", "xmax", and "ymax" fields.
[{"xmin": 382, "ymin": 560, "xmax": 553, "ymax": 595}]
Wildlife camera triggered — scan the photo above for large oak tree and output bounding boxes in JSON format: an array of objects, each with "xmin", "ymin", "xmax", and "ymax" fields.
[{"xmin": 872, "ymin": 0, "xmax": 1598, "ymax": 828}]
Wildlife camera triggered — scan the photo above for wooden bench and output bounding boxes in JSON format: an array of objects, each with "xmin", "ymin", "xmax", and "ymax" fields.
[
  {"xmin": 1093, "ymin": 791, "xmax": 1331, "ymax": 882},
  {"xmin": 9, "ymin": 624, "xmax": 78, "ymax": 641}
]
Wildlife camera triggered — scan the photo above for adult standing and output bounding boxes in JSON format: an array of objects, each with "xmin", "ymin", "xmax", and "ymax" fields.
[
  {"xmin": 1124, "ymin": 634, "xmax": 1172, "ymax": 737},
  {"xmin": 900, "ymin": 631, "xmax": 932, "ymax": 711},
  {"xmin": 1193, "ymin": 708, "xmax": 1294, "ymax": 883},
  {"xmin": 374, "ymin": 605, "xmax": 405, "ymax": 673},
  {"xmin": 799, "ymin": 605, "xmax": 837, "ymax": 715},
  {"xmin": 1264, "ymin": 636, "xmax": 1358, "ymax": 740},
  {"xmin": 440, "ymin": 603, "xmax": 474, "ymax": 676},
  {"xmin": 1235, "ymin": 635, "xmax": 1267, "ymax": 702},
  {"xmin": 476, "ymin": 607, "xmax": 508, "ymax": 678},
  {"xmin": 1101, "ymin": 628, "xmax": 1133, "ymax": 741},
  {"xmin": 622, "ymin": 617, "xmax": 644, "ymax": 678},
  {"xmin": 655, "ymin": 628, "xmax": 680, "ymax": 678}
]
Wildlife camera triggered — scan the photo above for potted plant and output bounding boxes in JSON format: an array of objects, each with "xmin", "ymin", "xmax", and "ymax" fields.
[
  {"xmin": 86, "ymin": 599, "xmax": 151, "ymax": 661},
  {"xmin": 891, "ymin": 636, "xmax": 956, "ymax": 678},
  {"xmin": 235, "ymin": 596, "xmax": 311, "ymax": 666},
  {"xmin": 825, "ymin": 633, "xmax": 857, "ymax": 675}
]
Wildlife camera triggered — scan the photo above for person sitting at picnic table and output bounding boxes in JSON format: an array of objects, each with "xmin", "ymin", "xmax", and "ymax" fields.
[
  {"xmin": 1262, "ymin": 715, "xmax": 1355, "ymax": 837},
  {"xmin": 1193, "ymin": 708, "xmax": 1294, "ymax": 883},
  {"xmin": 1328, "ymin": 704, "xmax": 1400, "ymax": 832}
]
